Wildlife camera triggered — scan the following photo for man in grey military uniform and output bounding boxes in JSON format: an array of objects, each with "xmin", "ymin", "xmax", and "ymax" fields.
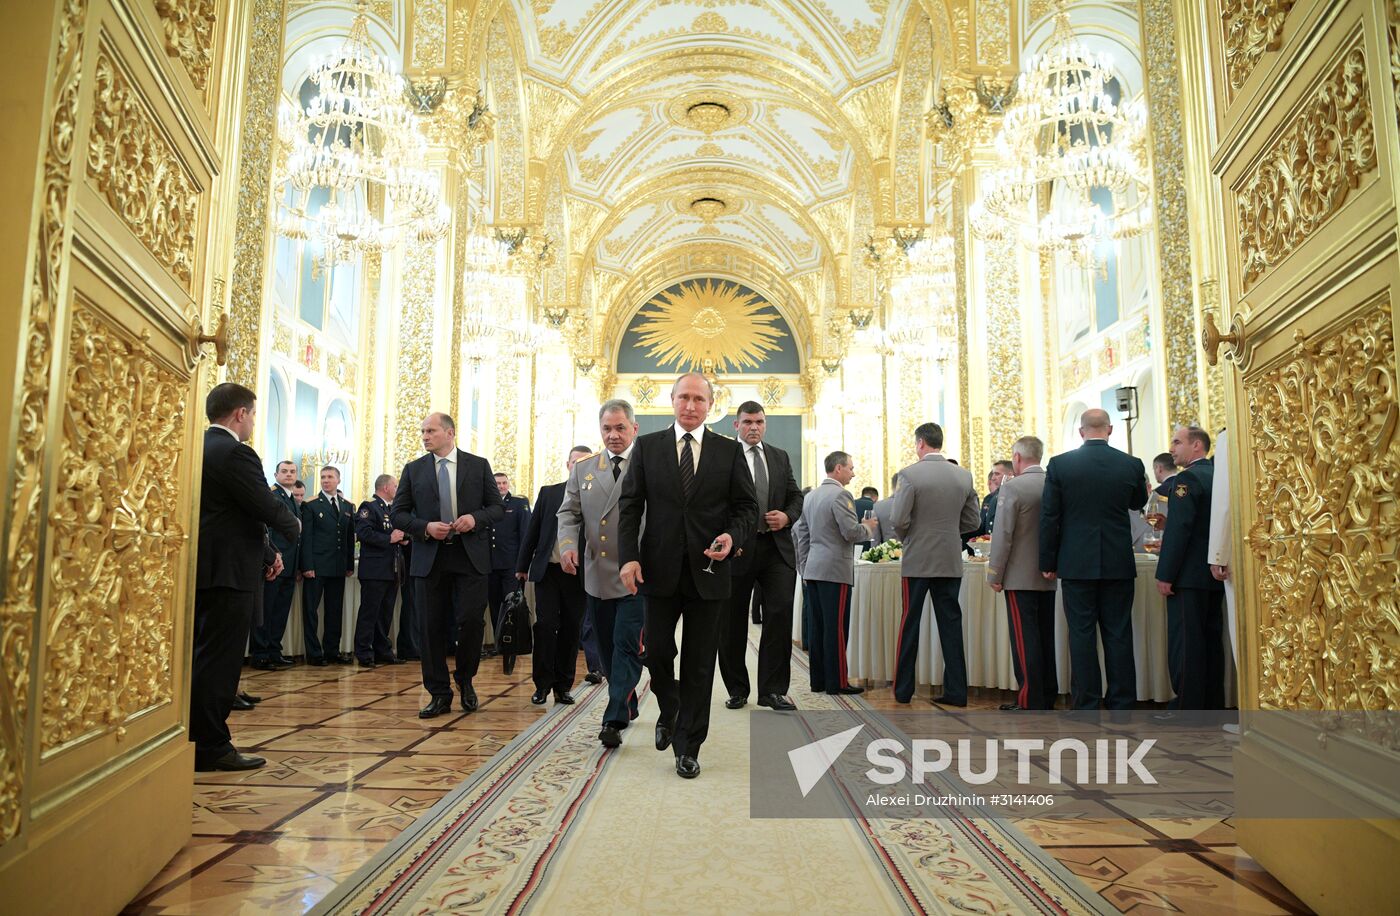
[
  {"xmin": 793, "ymin": 451, "xmax": 878, "ymax": 695},
  {"xmin": 890, "ymin": 422, "xmax": 981, "ymax": 706},
  {"xmin": 872, "ymin": 474, "xmax": 898, "ymax": 544},
  {"xmin": 557, "ymin": 399, "xmax": 644, "ymax": 748}
]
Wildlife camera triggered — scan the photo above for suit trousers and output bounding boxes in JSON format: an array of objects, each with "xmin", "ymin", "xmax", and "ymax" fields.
[
  {"xmin": 806, "ymin": 580, "xmax": 852, "ymax": 693},
  {"xmin": 718, "ymin": 535, "xmax": 796, "ymax": 699},
  {"xmin": 579, "ymin": 601, "xmax": 603, "ymax": 674},
  {"xmin": 417, "ymin": 553, "xmax": 486, "ymax": 700},
  {"xmin": 644, "ymin": 567, "xmax": 723, "ymax": 758},
  {"xmin": 591, "ymin": 593, "xmax": 644, "ymax": 727},
  {"xmin": 1005, "ymin": 590, "xmax": 1058, "ymax": 710},
  {"xmin": 396, "ymin": 574, "xmax": 420, "ymax": 658},
  {"xmin": 252, "ymin": 575, "xmax": 295, "ymax": 662},
  {"xmin": 354, "ymin": 578, "xmax": 397, "ymax": 662},
  {"xmin": 1167, "ymin": 587, "xmax": 1225, "ymax": 710},
  {"xmin": 487, "ymin": 568, "xmax": 523, "ymax": 644},
  {"xmin": 531, "ymin": 563, "xmax": 586, "ymax": 693},
  {"xmin": 301, "ymin": 575, "xmax": 346, "ymax": 660},
  {"xmin": 190, "ymin": 587, "xmax": 255, "ymax": 762},
  {"xmin": 1061, "ymin": 578, "xmax": 1137, "ymax": 710},
  {"xmin": 896, "ymin": 577, "xmax": 965, "ymax": 704}
]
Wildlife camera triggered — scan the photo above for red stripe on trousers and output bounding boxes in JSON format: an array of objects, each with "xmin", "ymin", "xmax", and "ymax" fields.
[{"xmin": 1007, "ymin": 591, "xmax": 1029, "ymax": 710}]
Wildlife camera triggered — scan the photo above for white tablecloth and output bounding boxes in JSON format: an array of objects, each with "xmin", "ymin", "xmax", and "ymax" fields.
[{"xmin": 838, "ymin": 556, "xmax": 1236, "ymax": 704}]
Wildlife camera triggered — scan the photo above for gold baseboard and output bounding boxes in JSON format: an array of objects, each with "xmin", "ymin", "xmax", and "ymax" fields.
[
  {"xmin": 0, "ymin": 739, "xmax": 192, "ymax": 915},
  {"xmin": 1235, "ymin": 737, "xmax": 1400, "ymax": 914}
]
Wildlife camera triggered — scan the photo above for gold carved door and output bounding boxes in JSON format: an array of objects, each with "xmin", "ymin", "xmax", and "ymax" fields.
[
  {"xmin": 0, "ymin": 0, "xmax": 234, "ymax": 911},
  {"xmin": 1202, "ymin": 0, "xmax": 1400, "ymax": 909}
]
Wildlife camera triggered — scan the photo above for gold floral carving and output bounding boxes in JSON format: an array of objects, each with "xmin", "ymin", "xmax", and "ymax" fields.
[
  {"xmin": 153, "ymin": 0, "xmax": 215, "ymax": 92},
  {"xmin": 225, "ymin": 0, "xmax": 285, "ymax": 388},
  {"xmin": 840, "ymin": 78, "xmax": 895, "ymax": 159},
  {"xmin": 893, "ymin": 17, "xmax": 933, "ymax": 223},
  {"xmin": 411, "ymin": 0, "xmax": 448, "ymax": 70},
  {"xmin": 952, "ymin": 185, "xmax": 970, "ymax": 466},
  {"xmin": 1245, "ymin": 301, "xmax": 1398, "ymax": 710},
  {"xmin": 2, "ymin": 0, "xmax": 88, "ymax": 847},
  {"xmin": 488, "ymin": 19, "xmax": 526, "ymax": 222},
  {"xmin": 985, "ymin": 237, "xmax": 1022, "ymax": 462},
  {"xmin": 1389, "ymin": 1, "xmax": 1400, "ymax": 132},
  {"xmin": 494, "ymin": 357, "xmax": 521, "ymax": 479},
  {"xmin": 630, "ymin": 375, "xmax": 657, "ymax": 407},
  {"xmin": 975, "ymin": 0, "xmax": 1011, "ymax": 67},
  {"xmin": 394, "ymin": 242, "xmax": 436, "ymax": 474},
  {"xmin": 758, "ymin": 376, "xmax": 787, "ymax": 407},
  {"xmin": 42, "ymin": 304, "xmax": 188, "ymax": 752},
  {"xmin": 1236, "ymin": 44, "xmax": 1376, "ymax": 292},
  {"xmin": 272, "ymin": 317, "xmax": 294, "ymax": 357},
  {"xmin": 1221, "ymin": 0, "xmax": 1296, "ymax": 93},
  {"xmin": 87, "ymin": 46, "xmax": 200, "ymax": 290}
]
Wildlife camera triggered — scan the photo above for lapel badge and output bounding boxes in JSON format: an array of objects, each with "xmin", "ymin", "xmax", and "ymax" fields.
[
  {"xmin": 584, "ymin": 473, "xmax": 594, "ymax": 481},
  {"xmin": 1174, "ymin": 483, "xmax": 1188, "ymax": 498}
]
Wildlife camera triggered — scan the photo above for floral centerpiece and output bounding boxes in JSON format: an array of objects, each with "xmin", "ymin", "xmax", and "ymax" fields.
[{"xmin": 862, "ymin": 539, "xmax": 903, "ymax": 562}]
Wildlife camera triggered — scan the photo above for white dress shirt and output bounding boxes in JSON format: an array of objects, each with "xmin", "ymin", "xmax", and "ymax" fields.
[
  {"xmin": 673, "ymin": 421, "xmax": 703, "ymax": 474},
  {"xmin": 743, "ymin": 440, "xmax": 765, "ymax": 479},
  {"xmin": 434, "ymin": 448, "xmax": 458, "ymax": 519},
  {"xmin": 209, "ymin": 423, "xmax": 239, "ymax": 440}
]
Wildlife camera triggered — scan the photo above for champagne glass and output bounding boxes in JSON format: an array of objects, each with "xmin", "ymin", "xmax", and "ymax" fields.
[{"xmin": 702, "ymin": 538, "xmax": 722, "ymax": 574}]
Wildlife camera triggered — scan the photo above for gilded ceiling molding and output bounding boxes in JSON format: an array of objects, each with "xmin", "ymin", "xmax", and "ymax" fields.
[
  {"xmin": 1245, "ymin": 299, "xmax": 1398, "ymax": 712},
  {"xmin": 1220, "ymin": 0, "xmax": 1296, "ymax": 95},
  {"xmin": 1236, "ymin": 42, "xmax": 1376, "ymax": 292},
  {"xmin": 153, "ymin": 0, "xmax": 216, "ymax": 93},
  {"xmin": 2, "ymin": 0, "xmax": 89, "ymax": 849},
  {"xmin": 224, "ymin": 0, "xmax": 286, "ymax": 389},
  {"xmin": 1142, "ymin": 0, "xmax": 1204, "ymax": 431}
]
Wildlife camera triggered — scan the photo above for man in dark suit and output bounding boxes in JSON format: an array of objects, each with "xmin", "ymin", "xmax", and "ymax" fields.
[
  {"xmin": 619, "ymin": 373, "xmax": 758, "ymax": 779},
  {"xmin": 517, "ymin": 447, "xmax": 592, "ymax": 705},
  {"xmin": 299, "ymin": 465, "xmax": 356, "ymax": 664},
  {"xmin": 485, "ymin": 473, "xmax": 530, "ymax": 657},
  {"xmin": 853, "ymin": 486, "xmax": 878, "ymax": 551},
  {"xmin": 354, "ymin": 474, "xmax": 408, "ymax": 668},
  {"xmin": 718, "ymin": 401, "xmax": 803, "ymax": 712},
  {"xmin": 251, "ymin": 459, "xmax": 300, "ymax": 669},
  {"xmin": 1039, "ymin": 408, "xmax": 1149, "ymax": 709},
  {"xmin": 397, "ymin": 539, "xmax": 420, "ymax": 660},
  {"xmin": 193, "ymin": 383, "xmax": 300, "ymax": 771},
  {"xmin": 1156, "ymin": 426, "xmax": 1226, "ymax": 710},
  {"xmin": 391, "ymin": 412, "xmax": 504, "ymax": 718}
]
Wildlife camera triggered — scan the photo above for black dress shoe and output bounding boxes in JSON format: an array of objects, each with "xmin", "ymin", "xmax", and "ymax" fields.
[
  {"xmin": 251, "ymin": 659, "xmax": 281, "ymax": 671},
  {"xmin": 998, "ymin": 703, "xmax": 1024, "ymax": 711},
  {"xmin": 934, "ymin": 695, "xmax": 968, "ymax": 707},
  {"xmin": 758, "ymin": 694, "xmax": 797, "ymax": 711},
  {"xmin": 599, "ymin": 725, "xmax": 622, "ymax": 748},
  {"xmin": 356, "ymin": 657, "xmax": 377, "ymax": 669},
  {"xmin": 836, "ymin": 685, "xmax": 865, "ymax": 695},
  {"xmin": 376, "ymin": 655, "xmax": 407, "ymax": 665},
  {"xmin": 724, "ymin": 695, "xmax": 747, "ymax": 709},
  {"xmin": 419, "ymin": 696, "xmax": 452, "ymax": 718},
  {"xmin": 459, "ymin": 685, "xmax": 479, "ymax": 712},
  {"xmin": 230, "ymin": 695, "xmax": 255, "ymax": 711},
  {"xmin": 272, "ymin": 655, "xmax": 295, "ymax": 668},
  {"xmin": 238, "ymin": 691, "xmax": 262, "ymax": 704},
  {"xmin": 334, "ymin": 652, "xmax": 355, "ymax": 665},
  {"xmin": 583, "ymin": 671, "xmax": 603, "ymax": 685},
  {"xmin": 308, "ymin": 656, "xmax": 328, "ymax": 667},
  {"xmin": 530, "ymin": 689, "xmax": 548, "ymax": 705},
  {"xmin": 196, "ymin": 751, "xmax": 266, "ymax": 772},
  {"xmin": 553, "ymin": 691, "xmax": 575, "ymax": 705},
  {"xmin": 675, "ymin": 755, "xmax": 700, "ymax": 779},
  {"xmin": 655, "ymin": 723, "xmax": 673, "ymax": 751}
]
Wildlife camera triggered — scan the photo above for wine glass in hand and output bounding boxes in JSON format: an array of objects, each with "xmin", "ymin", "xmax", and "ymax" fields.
[{"xmin": 702, "ymin": 538, "xmax": 723, "ymax": 574}]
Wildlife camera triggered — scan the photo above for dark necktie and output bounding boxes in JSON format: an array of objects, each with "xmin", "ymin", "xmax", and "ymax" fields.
[
  {"xmin": 750, "ymin": 445, "xmax": 768, "ymax": 526},
  {"xmin": 611, "ymin": 455, "xmax": 623, "ymax": 481},
  {"xmin": 679, "ymin": 433, "xmax": 696, "ymax": 500},
  {"xmin": 437, "ymin": 458, "xmax": 454, "ymax": 523}
]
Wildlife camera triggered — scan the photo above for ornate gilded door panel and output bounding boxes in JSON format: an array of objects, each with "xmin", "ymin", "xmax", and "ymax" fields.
[
  {"xmin": 1203, "ymin": 0, "xmax": 1400, "ymax": 909},
  {"xmin": 0, "ymin": 0, "xmax": 232, "ymax": 912}
]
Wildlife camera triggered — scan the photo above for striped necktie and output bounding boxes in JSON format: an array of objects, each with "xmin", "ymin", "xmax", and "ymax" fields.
[{"xmin": 679, "ymin": 433, "xmax": 696, "ymax": 500}]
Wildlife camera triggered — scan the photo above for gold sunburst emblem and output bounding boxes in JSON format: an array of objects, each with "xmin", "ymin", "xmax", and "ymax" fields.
[{"xmin": 633, "ymin": 279, "xmax": 785, "ymax": 372}]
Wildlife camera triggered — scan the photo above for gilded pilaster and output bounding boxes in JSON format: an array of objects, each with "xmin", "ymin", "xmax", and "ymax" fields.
[
  {"xmin": 394, "ymin": 243, "xmax": 437, "ymax": 474},
  {"xmin": 951, "ymin": 184, "xmax": 971, "ymax": 466},
  {"xmin": 984, "ymin": 236, "xmax": 1022, "ymax": 462}
]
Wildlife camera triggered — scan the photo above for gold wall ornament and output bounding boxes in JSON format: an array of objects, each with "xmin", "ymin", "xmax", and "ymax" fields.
[
  {"xmin": 893, "ymin": 16, "xmax": 934, "ymax": 223},
  {"xmin": 1221, "ymin": 0, "xmax": 1297, "ymax": 94},
  {"xmin": 87, "ymin": 45, "xmax": 200, "ymax": 290},
  {"xmin": 630, "ymin": 375, "xmax": 658, "ymax": 407},
  {"xmin": 410, "ymin": 0, "xmax": 448, "ymax": 71},
  {"xmin": 1236, "ymin": 43, "xmax": 1376, "ymax": 292},
  {"xmin": 225, "ymin": 0, "xmax": 286, "ymax": 389},
  {"xmin": 2, "ymin": 0, "xmax": 90, "ymax": 847},
  {"xmin": 43, "ymin": 304, "xmax": 188, "ymax": 753},
  {"xmin": 758, "ymin": 376, "xmax": 787, "ymax": 407},
  {"xmin": 152, "ymin": 0, "xmax": 215, "ymax": 92},
  {"xmin": 974, "ymin": 0, "xmax": 1012, "ymax": 67},
  {"xmin": 394, "ymin": 241, "xmax": 437, "ymax": 474},
  {"xmin": 1244, "ymin": 302, "xmax": 1399, "ymax": 710},
  {"xmin": 488, "ymin": 18, "xmax": 527, "ymax": 222},
  {"xmin": 984, "ymin": 236, "xmax": 1023, "ymax": 463},
  {"xmin": 633, "ymin": 279, "xmax": 786, "ymax": 373},
  {"xmin": 272, "ymin": 316, "xmax": 295, "ymax": 357},
  {"xmin": 494, "ymin": 356, "xmax": 521, "ymax": 479}
]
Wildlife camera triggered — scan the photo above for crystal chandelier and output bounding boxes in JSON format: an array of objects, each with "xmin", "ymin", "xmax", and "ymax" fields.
[
  {"xmin": 460, "ymin": 216, "xmax": 512, "ymax": 364},
  {"xmin": 276, "ymin": 5, "xmax": 448, "ymax": 271},
  {"xmin": 971, "ymin": 1, "xmax": 1150, "ymax": 264},
  {"xmin": 886, "ymin": 235, "xmax": 957, "ymax": 362}
]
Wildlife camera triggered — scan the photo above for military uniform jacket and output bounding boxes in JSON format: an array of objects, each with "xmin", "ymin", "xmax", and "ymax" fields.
[
  {"xmin": 986, "ymin": 468, "xmax": 1054, "ymax": 591},
  {"xmin": 890, "ymin": 453, "xmax": 981, "ymax": 578},
  {"xmin": 979, "ymin": 489, "xmax": 999, "ymax": 536},
  {"xmin": 558, "ymin": 448, "xmax": 636, "ymax": 601},
  {"xmin": 300, "ymin": 491, "xmax": 355, "ymax": 577},
  {"xmin": 1156, "ymin": 458, "xmax": 1224, "ymax": 591},
  {"xmin": 355, "ymin": 495, "xmax": 401, "ymax": 581},
  {"xmin": 1038, "ymin": 439, "xmax": 1148, "ymax": 579},
  {"xmin": 793, "ymin": 478, "xmax": 867, "ymax": 585},
  {"xmin": 267, "ymin": 485, "xmax": 300, "ymax": 578},
  {"xmin": 488, "ymin": 493, "xmax": 531, "ymax": 570}
]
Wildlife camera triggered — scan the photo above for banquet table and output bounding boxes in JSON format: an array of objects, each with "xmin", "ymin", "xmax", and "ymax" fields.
[{"xmin": 799, "ymin": 554, "xmax": 1236, "ymax": 705}]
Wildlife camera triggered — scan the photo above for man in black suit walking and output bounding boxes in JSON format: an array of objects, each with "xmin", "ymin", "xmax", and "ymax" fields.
[
  {"xmin": 718, "ymin": 401, "xmax": 803, "ymax": 712},
  {"xmin": 517, "ymin": 446, "xmax": 593, "ymax": 706},
  {"xmin": 354, "ymin": 474, "xmax": 408, "ymax": 668},
  {"xmin": 1039, "ymin": 408, "xmax": 1148, "ymax": 709},
  {"xmin": 193, "ymin": 383, "xmax": 300, "ymax": 771},
  {"xmin": 619, "ymin": 373, "xmax": 758, "ymax": 779},
  {"xmin": 486, "ymin": 473, "xmax": 530, "ymax": 658},
  {"xmin": 299, "ymin": 465, "xmax": 356, "ymax": 664},
  {"xmin": 391, "ymin": 412, "xmax": 504, "ymax": 718},
  {"xmin": 251, "ymin": 459, "xmax": 300, "ymax": 669}
]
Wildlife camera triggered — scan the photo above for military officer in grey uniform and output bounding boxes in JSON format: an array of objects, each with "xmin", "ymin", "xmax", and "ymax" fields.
[
  {"xmin": 872, "ymin": 475, "xmax": 898, "ymax": 544},
  {"xmin": 557, "ymin": 399, "xmax": 644, "ymax": 748},
  {"xmin": 890, "ymin": 422, "xmax": 981, "ymax": 706},
  {"xmin": 793, "ymin": 451, "xmax": 878, "ymax": 695}
]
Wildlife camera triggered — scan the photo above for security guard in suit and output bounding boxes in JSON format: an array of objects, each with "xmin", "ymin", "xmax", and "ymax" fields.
[
  {"xmin": 485, "ymin": 473, "xmax": 530, "ymax": 653},
  {"xmin": 300, "ymin": 466, "xmax": 356, "ymax": 664},
  {"xmin": 1156, "ymin": 426, "xmax": 1226, "ymax": 710},
  {"xmin": 252, "ymin": 460, "xmax": 300, "ymax": 668},
  {"xmin": 354, "ymin": 474, "xmax": 408, "ymax": 667}
]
